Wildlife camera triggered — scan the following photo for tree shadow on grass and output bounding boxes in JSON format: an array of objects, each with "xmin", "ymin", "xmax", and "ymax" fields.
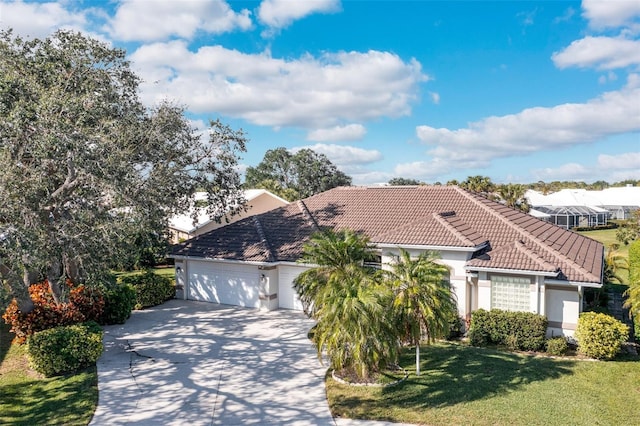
[
  {"xmin": 0, "ymin": 366, "xmax": 98, "ymax": 426},
  {"xmin": 332, "ymin": 342, "xmax": 576, "ymax": 418},
  {"xmin": 0, "ymin": 322, "xmax": 15, "ymax": 368}
]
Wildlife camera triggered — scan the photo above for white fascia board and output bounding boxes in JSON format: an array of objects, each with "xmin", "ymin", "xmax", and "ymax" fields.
[
  {"xmin": 170, "ymin": 256, "xmax": 311, "ymax": 268},
  {"xmin": 169, "ymin": 255, "xmax": 274, "ymax": 267},
  {"xmin": 376, "ymin": 243, "xmax": 485, "ymax": 253},
  {"xmin": 464, "ymin": 266, "xmax": 559, "ymax": 277},
  {"xmin": 545, "ymin": 279, "xmax": 602, "ymax": 288}
]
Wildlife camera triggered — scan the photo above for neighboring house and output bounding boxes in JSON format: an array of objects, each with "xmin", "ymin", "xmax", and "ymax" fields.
[
  {"xmin": 170, "ymin": 186, "xmax": 604, "ymax": 338},
  {"xmin": 527, "ymin": 187, "xmax": 640, "ymax": 227},
  {"xmin": 168, "ymin": 189, "xmax": 289, "ymax": 243},
  {"xmin": 530, "ymin": 205, "xmax": 610, "ymax": 230}
]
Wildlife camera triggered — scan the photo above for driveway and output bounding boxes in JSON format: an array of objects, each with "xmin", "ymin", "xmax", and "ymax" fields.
[{"xmin": 90, "ymin": 299, "xmax": 334, "ymax": 425}]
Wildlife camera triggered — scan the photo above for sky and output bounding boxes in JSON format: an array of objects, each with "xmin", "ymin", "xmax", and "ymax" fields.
[{"xmin": 1, "ymin": 0, "xmax": 639, "ymax": 185}]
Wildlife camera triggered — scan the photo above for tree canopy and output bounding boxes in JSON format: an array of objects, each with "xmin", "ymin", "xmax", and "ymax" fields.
[
  {"xmin": 388, "ymin": 177, "xmax": 423, "ymax": 186},
  {"xmin": 244, "ymin": 147, "xmax": 351, "ymax": 201},
  {"xmin": 0, "ymin": 30, "xmax": 247, "ymax": 311}
]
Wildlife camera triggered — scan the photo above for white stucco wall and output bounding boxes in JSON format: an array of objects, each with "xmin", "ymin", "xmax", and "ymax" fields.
[
  {"xmin": 381, "ymin": 247, "xmax": 472, "ymax": 317},
  {"xmin": 545, "ymin": 286, "xmax": 580, "ymax": 337}
]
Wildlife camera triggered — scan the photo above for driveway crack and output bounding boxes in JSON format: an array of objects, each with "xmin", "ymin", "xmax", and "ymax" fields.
[{"xmin": 126, "ymin": 340, "xmax": 155, "ymax": 412}]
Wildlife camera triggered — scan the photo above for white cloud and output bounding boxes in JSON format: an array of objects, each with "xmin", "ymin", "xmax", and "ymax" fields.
[
  {"xmin": 393, "ymin": 159, "xmax": 455, "ymax": 181},
  {"xmin": 531, "ymin": 152, "xmax": 640, "ymax": 183},
  {"xmin": 293, "ymin": 143, "xmax": 382, "ymax": 166},
  {"xmin": 553, "ymin": 7, "xmax": 575, "ymax": 24},
  {"xmin": 531, "ymin": 163, "xmax": 591, "ymax": 181},
  {"xmin": 307, "ymin": 124, "xmax": 366, "ymax": 142},
  {"xmin": 257, "ymin": 0, "xmax": 340, "ymax": 30},
  {"xmin": 349, "ymin": 170, "xmax": 393, "ymax": 186},
  {"xmin": 552, "ymin": 36, "xmax": 640, "ymax": 70},
  {"xmin": 597, "ymin": 152, "xmax": 640, "ymax": 169},
  {"xmin": 0, "ymin": 0, "xmax": 89, "ymax": 39},
  {"xmin": 429, "ymin": 92, "xmax": 440, "ymax": 105},
  {"xmin": 415, "ymin": 77, "xmax": 640, "ymax": 170},
  {"xmin": 106, "ymin": 0, "xmax": 252, "ymax": 41},
  {"xmin": 130, "ymin": 41, "xmax": 427, "ymax": 128},
  {"xmin": 582, "ymin": 0, "xmax": 640, "ymax": 29}
]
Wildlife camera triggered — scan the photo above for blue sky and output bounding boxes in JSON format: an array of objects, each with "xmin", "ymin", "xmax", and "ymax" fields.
[{"xmin": 1, "ymin": 0, "xmax": 639, "ymax": 185}]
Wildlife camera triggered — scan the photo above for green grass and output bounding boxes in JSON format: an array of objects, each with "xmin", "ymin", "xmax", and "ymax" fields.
[
  {"xmin": 577, "ymin": 228, "xmax": 633, "ymax": 284},
  {"xmin": 113, "ymin": 265, "xmax": 175, "ymax": 280},
  {"xmin": 0, "ymin": 322, "xmax": 98, "ymax": 425},
  {"xmin": 327, "ymin": 342, "xmax": 640, "ymax": 426}
]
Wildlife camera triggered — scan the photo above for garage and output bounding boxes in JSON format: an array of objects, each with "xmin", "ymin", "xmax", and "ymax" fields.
[
  {"xmin": 278, "ymin": 265, "xmax": 308, "ymax": 310},
  {"xmin": 188, "ymin": 261, "xmax": 260, "ymax": 308}
]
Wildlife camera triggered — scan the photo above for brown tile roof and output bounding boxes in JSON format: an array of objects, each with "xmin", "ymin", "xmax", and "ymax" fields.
[{"xmin": 171, "ymin": 186, "xmax": 603, "ymax": 284}]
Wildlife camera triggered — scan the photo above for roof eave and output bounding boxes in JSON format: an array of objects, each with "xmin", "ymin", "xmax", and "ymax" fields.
[
  {"xmin": 376, "ymin": 242, "xmax": 488, "ymax": 253},
  {"xmin": 545, "ymin": 278, "xmax": 603, "ymax": 288},
  {"xmin": 464, "ymin": 265, "xmax": 559, "ymax": 277}
]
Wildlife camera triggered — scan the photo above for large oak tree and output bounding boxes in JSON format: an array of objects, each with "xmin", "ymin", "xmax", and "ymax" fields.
[
  {"xmin": 0, "ymin": 30, "xmax": 247, "ymax": 312},
  {"xmin": 245, "ymin": 147, "xmax": 351, "ymax": 201}
]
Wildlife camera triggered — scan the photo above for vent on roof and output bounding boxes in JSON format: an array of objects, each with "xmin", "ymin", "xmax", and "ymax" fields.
[{"xmin": 439, "ymin": 211, "xmax": 457, "ymax": 217}]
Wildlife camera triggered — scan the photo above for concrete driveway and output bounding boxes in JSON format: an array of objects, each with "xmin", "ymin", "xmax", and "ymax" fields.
[{"xmin": 90, "ymin": 299, "xmax": 335, "ymax": 425}]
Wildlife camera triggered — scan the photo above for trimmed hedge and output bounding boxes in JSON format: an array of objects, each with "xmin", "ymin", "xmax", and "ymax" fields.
[
  {"xmin": 119, "ymin": 271, "xmax": 174, "ymax": 310},
  {"xmin": 99, "ymin": 284, "xmax": 136, "ymax": 325},
  {"xmin": 546, "ymin": 337, "xmax": 569, "ymax": 356},
  {"xmin": 575, "ymin": 312, "xmax": 629, "ymax": 360},
  {"xmin": 27, "ymin": 321, "xmax": 103, "ymax": 377},
  {"xmin": 468, "ymin": 309, "xmax": 548, "ymax": 351}
]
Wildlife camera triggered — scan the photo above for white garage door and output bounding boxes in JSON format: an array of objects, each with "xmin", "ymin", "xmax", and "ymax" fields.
[
  {"xmin": 278, "ymin": 265, "xmax": 308, "ymax": 310},
  {"xmin": 188, "ymin": 261, "xmax": 260, "ymax": 308}
]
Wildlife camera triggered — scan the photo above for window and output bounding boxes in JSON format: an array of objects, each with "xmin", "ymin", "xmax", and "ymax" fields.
[{"xmin": 491, "ymin": 275, "xmax": 531, "ymax": 312}]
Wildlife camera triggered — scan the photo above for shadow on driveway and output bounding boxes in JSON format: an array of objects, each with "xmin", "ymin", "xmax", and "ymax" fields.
[{"xmin": 90, "ymin": 299, "xmax": 335, "ymax": 425}]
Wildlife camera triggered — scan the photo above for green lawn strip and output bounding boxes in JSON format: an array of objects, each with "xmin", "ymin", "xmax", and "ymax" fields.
[
  {"xmin": 0, "ymin": 322, "xmax": 98, "ymax": 426},
  {"xmin": 327, "ymin": 342, "xmax": 640, "ymax": 426},
  {"xmin": 577, "ymin": 228, "xmax": 633, "ymax": 284},
  {"xmin": 114, "ymin": 265, "xmax": 175, "ymax": 279}
]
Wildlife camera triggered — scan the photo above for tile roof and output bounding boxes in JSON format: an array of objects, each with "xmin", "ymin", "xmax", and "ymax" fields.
[{"xmin": 171, "ymin": 186, "xmax": 603, "ymax": 285}]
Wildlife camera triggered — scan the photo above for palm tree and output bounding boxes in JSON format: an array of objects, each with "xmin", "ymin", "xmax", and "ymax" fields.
[
  {"xmin": 623, "ymin": 240, "xmax": 640, "ymax": 328},
  {"xmin": 498, "ymin": 183, "xmax": 530, "ymax": 212},
  {"xmin": 386, "ymin": 248, "xmax": 456, "ymax": 376},
  {"xmin": 293, "ymin": 229, "xmax": 398, "ymax": 380},
  {"xmin": 293, "ymin": 229, "xmax": 375, "ymax": 316},
  {"xmin": 604, "ymin": 244, "xmax": 629, "ymax": 284},
  {"xmin": 461, "ymin": 175, "xmax": 495, "ymax": 195}
]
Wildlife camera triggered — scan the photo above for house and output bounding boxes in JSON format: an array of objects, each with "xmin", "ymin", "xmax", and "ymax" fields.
[
  {"xmin": 168, "ymin": 189, "xmax": 289, "ymax": 243},
  {"xmin": 170, "ymin": 185, "xmax": 604, "ymax": 338},
  {"xmin": 527, "ymin": 187, "xmax": 640, "ymax": 227}
]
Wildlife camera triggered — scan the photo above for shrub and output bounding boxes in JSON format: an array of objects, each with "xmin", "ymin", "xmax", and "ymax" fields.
[
  {"xmin": 468, "ymin": 309, "xmax": 548, "ymax": 352},
  {"xmin": 120, "ymin": 271, "xmax": 174, "ymax": 310},
  {"xmin": 2, "ymin": 280, "xmax": 104, "ymax": 343},
  {"xmin": 69, "ymin": 285, "xmax": 105, "ymax": 322},
  {"xmin": 99, "ymin": 284, "xmax": 136, "ymax": 325},
  {"xmin": 446, "ymin": 313, "xmax": 464, "ymax": 340},
  {"xmin": 468, "ymin": 309, "xmax": 491, "ymax": 347},
  {"xmin": 575, "ymin": 312, "xmax": 629, "ymax": 360},
  {"xmin": 27, "ymin": 321, "xmax": 103, "ymax": 377},
  {"xmin": 546, "ymin": 337, "xmax": 569, "ymax": 356}
]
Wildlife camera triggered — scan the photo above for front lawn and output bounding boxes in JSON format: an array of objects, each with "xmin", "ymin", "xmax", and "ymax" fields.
[
  {"xmin": 327, "ymin": 342, "xmax": 640, "ymax": 426},
  {"xmin": 0, "ymin": 322, "xmax": 98, "ymax": 425}
]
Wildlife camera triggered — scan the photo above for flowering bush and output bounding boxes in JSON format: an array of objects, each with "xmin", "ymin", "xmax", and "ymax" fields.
[{"xmin": 2, "ymin": 280, "xmax": 104, "ymax": 343}]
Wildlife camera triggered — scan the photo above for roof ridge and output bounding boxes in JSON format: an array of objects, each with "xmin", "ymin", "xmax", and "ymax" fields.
[
  {"xmin": 252, "ymin": 216, "xmax": 276, "ymax": 262},
  {"xmin": 296, "ymin": 200, "xmax": 320, "ymax": 232},
  {"xmin": 432, "ymin": 211, "xmax": 478, "ymax": 247},
  {"xmin": 513, "ymin": 240, "xmax": 559, "ymax": 273},
  {"xmin": 454, "ymin": 186, "xmax": 600, "ymax": 282}
]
